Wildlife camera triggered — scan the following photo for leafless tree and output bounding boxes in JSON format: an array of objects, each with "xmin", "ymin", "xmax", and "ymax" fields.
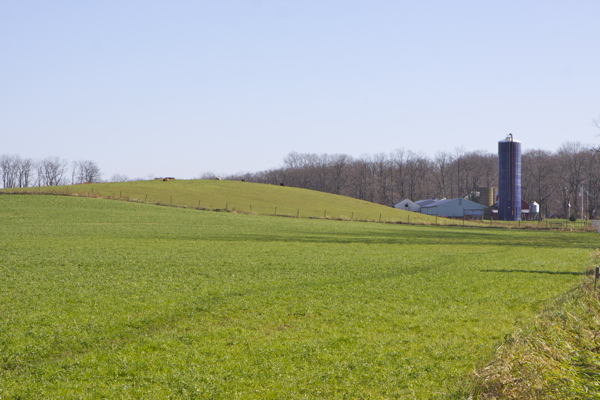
[
  {"xmin": 433, "ymin": 151, "xmax": 452, "ymax": 199},
  {"xmin": 0, "ymin": 154, "xmax": 17, "ymax": 188},
  {"xmin": 223, "ymin": 143, "xmax": 600, "ymax": 218},
  {"xmin": 110, "ymin": 174, "xmax": 130, "ymax": 182},
  {"xmin": 37, "ymin": 156, "xmax": 68, "ymax": 186},
  {"xmin": 556, "ymin": 142, "xmax": 587, "ymax": 217},
  {"xmin": 71, "ymin": 160, "xmax": 102, "ymax": 184},
  {"xmin": 592, "ymin": 115, "xmax": 600, "ymax": 153},
  {"xmin": 522, "ymin": 150, "xmax": 556, "ymax": 219},
  {"xmin": 198, "ymin": 172, "xmax": 221, "ymax": 180}
]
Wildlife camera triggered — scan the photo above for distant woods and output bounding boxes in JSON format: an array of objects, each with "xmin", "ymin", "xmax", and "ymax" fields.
[
  {"xmin": 227, "ymin": 142, "xmax": 600, "ymax": 219},
  {"xmin": 4, "ymin": 141, "xmax": 599, "ymax": 219},
  {"xmin": 0, "ymin": 155, "xmax": 103, "ymax": 188}
]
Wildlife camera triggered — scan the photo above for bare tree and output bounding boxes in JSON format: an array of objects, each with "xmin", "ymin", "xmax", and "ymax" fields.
[
  {"xmin": 16, "ymin": 157, "xmax": 34, "ymax": 187},
  {"xmin": 433, "ymin": 151, "xmax": 452, "ymax": 199},
  {"xmin": 329, "ymin": 154, "xmax": 352, "ymax": 195},
  {"xmin": 37, "ymin": 156, "xmax": 68, "ymax": 186},
  {"xmin": 222, "ymin": 142, "xmax": 599, "ymax": 216},
  {"xmin": 110, "ymin": 174, "xmax": 130, "ymax": 182},
  {"xmin": 71, "ymin": 160, "xmax": 102, "ymax": 184},
  {"xmin": 556, "ymin": 142, "xmax": 587, "ymax": 217},
  {"xmin": 592, "ymin": 115, "xmax": 600, "ymax": 153},
  {"xmin": 522, "ymin": 149, "xmax": 556, "ymax": 218},
  {"xmin": 198, "ymin": 172, "xmax": 221, "ymax": 180},
  {"xmin": 79, "ymin": 160, "xmax": 102, "ymax": 183},
  {"xmin": 0, "ymin": 155, "xmax": 17, "ymax": 188}
]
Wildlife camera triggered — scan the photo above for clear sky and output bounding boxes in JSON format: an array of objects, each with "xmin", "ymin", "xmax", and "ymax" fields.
[{"xmin": 2, "ymin": 1, "xmax": 599, "ymax": 179}]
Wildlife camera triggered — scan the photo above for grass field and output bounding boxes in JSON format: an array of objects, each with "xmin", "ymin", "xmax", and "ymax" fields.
[
  {"xmin": 6, "ymin": 179, "xmax": 433, "ymax": 223},
  {"xmin": 0, "ymin": 195, "xmax": 597, "ymax": 398},
  {"xmin": 6, "ymin": 180, "xmax": 594, "ymax": 232}
]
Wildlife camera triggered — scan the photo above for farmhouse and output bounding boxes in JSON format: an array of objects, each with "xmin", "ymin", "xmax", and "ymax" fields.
[
  {"xmin": 419, "ymin": 198, "xmax": 486, "ymax": 218},
  {"xmin": 392, "ymin": 199, "xmax": 421, "ymax": 212}
]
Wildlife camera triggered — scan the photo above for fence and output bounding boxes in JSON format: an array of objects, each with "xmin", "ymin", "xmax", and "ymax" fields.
[{"xmin": 1, "ymin": 189, "xmax": 596, "ymax": 231}]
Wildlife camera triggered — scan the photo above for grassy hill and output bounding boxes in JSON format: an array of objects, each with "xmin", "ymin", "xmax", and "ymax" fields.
[
  {"xmin": 6, "ymin": 179, "xmax": 438, "ymax": 223},
  {"xmin": 6, "ymin": 180, "xmax": 592, "ymax": 231},
  {"xmin": 0, "ymin": 195, "xmax": 597, "ymax": 398}
]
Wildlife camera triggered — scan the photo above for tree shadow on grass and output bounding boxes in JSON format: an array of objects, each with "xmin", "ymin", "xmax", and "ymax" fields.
[
  {"xmin": 199, "ymin": 227, "xmax": 597, "ymax": 250},
  {"xmin": 479, "ymin": 269, "xmax": 587, "ymax": 276}
]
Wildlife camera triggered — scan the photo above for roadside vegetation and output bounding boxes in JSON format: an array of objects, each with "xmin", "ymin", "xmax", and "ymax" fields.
[{"xmin": 1, "ymin": 195, "xmax": 597, "ymax": 398}]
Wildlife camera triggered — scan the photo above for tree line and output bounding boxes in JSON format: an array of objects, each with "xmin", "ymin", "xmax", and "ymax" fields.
[
  {"xmin": 0, "ymin": 155, "xmax": 150, "ymax": 188},
  {"xmin": 4, "ymin": 140, "xmax": 599, "ymax": 219},
  {"xmin": 0, "ymin": 155, "xmax": 103, "ymax": 188},
  {"xmin": 226, "ymin": 142, "xmax": 600, "ymax": 219}
]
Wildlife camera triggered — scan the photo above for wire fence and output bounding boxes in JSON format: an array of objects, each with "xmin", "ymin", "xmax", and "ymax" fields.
[{"xmin": 1, "ymin": 189, "xmax": 596, "ymax": 231}]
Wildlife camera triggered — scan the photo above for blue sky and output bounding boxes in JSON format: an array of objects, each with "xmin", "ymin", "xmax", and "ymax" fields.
[{"xmin": 2, "ymin": 1, "xmax": 599, "ymax": 179}]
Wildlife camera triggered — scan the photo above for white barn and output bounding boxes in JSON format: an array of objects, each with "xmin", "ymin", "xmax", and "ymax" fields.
[
  {"xmin": 392, "ymin": 199, "xmax": 421, "ymax": 212},
  {"xmin": 419, "ymin": 198, "xmax": 486, "ymax": 218}
]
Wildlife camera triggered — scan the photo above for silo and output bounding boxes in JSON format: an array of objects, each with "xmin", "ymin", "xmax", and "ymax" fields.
[
  {"xmin": 530, "ymin": 201, "xmax": 539, "ymax": 220},
  {"xmin": 498, "ymin": 134, "xmax": 521, "ymax": 221},
  {"xmin": 479, "ymin": 187, "xmax": 495, "ymax": 207}
]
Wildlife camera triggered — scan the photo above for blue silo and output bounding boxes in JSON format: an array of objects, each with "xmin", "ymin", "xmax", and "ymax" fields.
[{"xmin": 498, "ymin": 134, "xmax": 521, "ymax": 221}]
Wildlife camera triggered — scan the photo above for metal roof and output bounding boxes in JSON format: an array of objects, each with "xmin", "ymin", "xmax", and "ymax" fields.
[
  {"xmin": 415, "ymin": 199, "xmax": 439, "ymax": 207},
  {"xmin": 420, "ymin": 198, "xmax": 486, "ymax": 209}
]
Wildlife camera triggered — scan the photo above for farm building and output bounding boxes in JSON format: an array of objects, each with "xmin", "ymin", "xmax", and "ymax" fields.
[
  {"xmin": 419, "ymin": 198, "xmax": 486, "ymax": 218},
  {"xmin": 415, "ymin": 198, "xmax": 441, "ymax": 208},
  {"xmin": 491, "ymin": 199, "xmax": 532, "ymax": 220},
  {"xmin": 392, "ymin": 199, "xmax": 421, "ymax": 212}
]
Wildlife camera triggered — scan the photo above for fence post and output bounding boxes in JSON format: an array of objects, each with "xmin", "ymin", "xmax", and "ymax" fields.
[
  {"xmin": 324, "ymin": 210, "xmax": 326, "ymax": 219},
  {"xmin": 379, "ymin": 213, "xmax": 381, "ymax": 222},
  {"xmin": 197, "ymin": 199, "xmax": 200, "ymax": 209},
  {"xmin": 145, "ymin": 194, "xmax": 148, "ymax": 203},
  {"xmin": 170, "ymin": 196, "xmax": 172, "ymax": 205},
  {"xmin": 351, "ymin": 212, "xmax": 353, "ymax": 220},
  {"xmin": 275, "ymin": 207, "xmax": 277, "ymax": 215}
]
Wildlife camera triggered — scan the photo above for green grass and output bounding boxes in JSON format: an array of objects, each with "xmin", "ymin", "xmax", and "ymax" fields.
[
  {"xmin": 0, "ymin": 195, "xmax": 597, "ymax": 398},
  {"xmin": 465, "ymin": 250, "xmax": 600, "ymax": 399},
  {"xmin": 7, "ymin": 180, "xmax": 593, "ymax": 231},
  {"xmin": 4, "ymin": 179, "xmax": 463, "ymax": 225}
]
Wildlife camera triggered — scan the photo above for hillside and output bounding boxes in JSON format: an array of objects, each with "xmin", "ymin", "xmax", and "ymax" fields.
[
  {"xmin": 6, "ymin": 179, "xmax": 438, "ymax": 223},
  {"xmin": 0, "ymin": 195, "xmax": 597, "ymax": 398}
]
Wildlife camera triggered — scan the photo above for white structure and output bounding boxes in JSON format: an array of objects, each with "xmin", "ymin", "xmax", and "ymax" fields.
[
  {"xmin": 419, "ymin": 198, "xmax": 486, "ymax": 218},
  {"xmin": 392, "ymin": 199, "xmax": 421, "ymax": 212}
]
